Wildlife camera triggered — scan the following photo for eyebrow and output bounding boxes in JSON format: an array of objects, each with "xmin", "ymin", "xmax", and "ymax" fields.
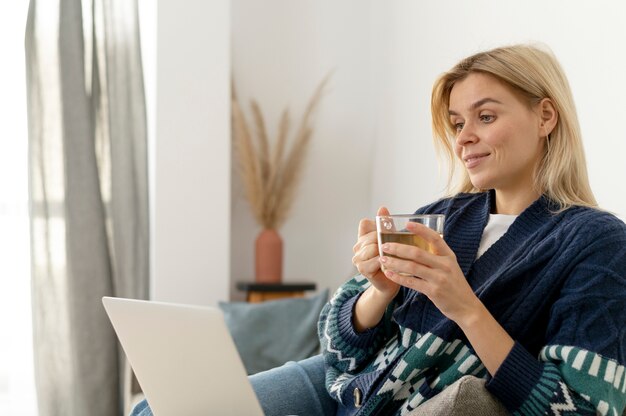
[{"xmin": 448, "ymin": 97, "xmax": 503, "ymax": 116}]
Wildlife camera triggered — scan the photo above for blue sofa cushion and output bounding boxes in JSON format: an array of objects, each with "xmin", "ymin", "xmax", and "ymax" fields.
[{"xmin": 219, "ymin": 289, "xmax": 329, "ymax": 375}]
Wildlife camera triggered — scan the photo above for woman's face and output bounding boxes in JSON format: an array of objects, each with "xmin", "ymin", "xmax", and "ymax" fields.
[{"xmin": 448, "ymin": 73, "xmax": 545, "ymax": 196}]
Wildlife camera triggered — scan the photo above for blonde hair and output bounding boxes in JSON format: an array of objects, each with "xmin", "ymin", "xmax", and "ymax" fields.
[{"xmin": 431, "ymin": 44, "xmax": 596, "ymax": 211}]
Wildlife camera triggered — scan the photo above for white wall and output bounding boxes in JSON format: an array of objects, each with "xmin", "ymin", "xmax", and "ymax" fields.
[
  {"xmin": 147, "ymin": 1, "xmax": 626, "ymax": 304},
  {"xmin": 230, "ymin": 0, "xmax": 378, "ymax": 297},
  {"xmin": 152, "ymin": 0, "xmax": 231, "ymax": 306},
  {"xmin": 371, "ymin": 1, "xmax": 626, "ymax": 219}
]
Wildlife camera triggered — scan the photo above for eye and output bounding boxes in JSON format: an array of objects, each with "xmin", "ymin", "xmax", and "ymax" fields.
[
  {"xmin": 453, "ymin": 121, "xmax": 464, "ymax": 132},
  {"xmin": 480, "ymin": 114, "xmax": 495, "ymax": 123}
]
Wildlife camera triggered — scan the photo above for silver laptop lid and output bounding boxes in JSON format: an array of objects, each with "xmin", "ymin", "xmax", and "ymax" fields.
[{"xmin": 102, "ymin": 297, "xmax": 264, "ymax": 416}]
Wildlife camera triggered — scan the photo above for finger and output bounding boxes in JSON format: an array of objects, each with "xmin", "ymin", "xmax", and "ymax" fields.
[
  {"xmin": 353, "ymin": 242, "xmax": 380, "ymax": 263},
  {"xmin": 384, "ymin": 268, "xmax": 430, "ymax": 294},
  {"xmin": 380, "ymin": 242, "xmax": 446, "ymax": 269},
  {"xmin": 405, "ymin": 222, "xmax": 452, "ymax": 256},
  {"xmin": 353, "ymin": 230, "xmax": 379, "ymax": 253},
  {"xmin": 358, "ymin": 206, "xmax": 390, "ymax": 238},
  {"xmin": 379, "ymin": 255, "xmax": 440, "ymax": 282},
  {"xmin": 354, "ymin": 255, "xmax": 382, "ymax": 276},
  {"xmin": 358, "ymin": 217, "xmax": 376, "ymax": 238}
]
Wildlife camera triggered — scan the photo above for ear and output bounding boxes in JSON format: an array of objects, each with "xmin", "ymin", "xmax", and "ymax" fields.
[{"xmin": 538, "ymin": 98, "xmax": 558, "ymax": 137}]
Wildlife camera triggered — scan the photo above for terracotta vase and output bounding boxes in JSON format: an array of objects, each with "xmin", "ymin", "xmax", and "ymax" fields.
[{"xmin": 255, "ymin": 228, "xmax": 283, "ymax": 283}]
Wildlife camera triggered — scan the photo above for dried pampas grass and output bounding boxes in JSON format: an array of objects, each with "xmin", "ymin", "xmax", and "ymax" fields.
[{"xmin": 232, "ymin": 74, "xmax": 330, "ymax": 230}]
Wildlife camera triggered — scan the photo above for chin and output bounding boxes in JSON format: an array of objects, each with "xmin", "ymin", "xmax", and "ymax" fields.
[{"xmin": 468, "ymin": 177, "xmax": 493, "ymax": 191}]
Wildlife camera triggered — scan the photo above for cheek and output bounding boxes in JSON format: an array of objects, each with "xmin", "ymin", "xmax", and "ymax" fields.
[{"xmin": 480, "ymin": 128, "xmax": 510, "ymax": 154}]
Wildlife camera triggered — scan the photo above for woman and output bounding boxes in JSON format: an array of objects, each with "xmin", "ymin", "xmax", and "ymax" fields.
[
  {"xmin": 319, "ymin": 44, "xmax": 626, "ymax": 416},
  {"xmin": 131, "ymin": 44, "xmax": 626, "ymax": 416}
]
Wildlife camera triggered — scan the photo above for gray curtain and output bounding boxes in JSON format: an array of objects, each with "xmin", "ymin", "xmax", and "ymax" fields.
[{"xmin": 25, "ymin": 0, "xmax": 149, "ymax": 414}]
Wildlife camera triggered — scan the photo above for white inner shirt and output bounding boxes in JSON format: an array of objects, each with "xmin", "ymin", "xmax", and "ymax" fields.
[{"xmin": 476, "ymin": 214, "xmax": 518, "ymax": 259}]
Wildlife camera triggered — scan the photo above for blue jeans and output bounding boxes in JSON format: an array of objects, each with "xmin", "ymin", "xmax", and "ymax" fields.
[{"xmin": 129, "ymin": 354, "xmax": 337, "ymax": 416}]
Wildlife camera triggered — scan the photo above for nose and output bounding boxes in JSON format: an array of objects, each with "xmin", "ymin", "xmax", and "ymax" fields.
[{"xmin": 455, "ymin": 122, "xmax": 478, "ymax": 147}]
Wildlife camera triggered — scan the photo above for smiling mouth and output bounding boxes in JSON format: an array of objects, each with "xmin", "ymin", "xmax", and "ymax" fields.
[{"xmin": 463, "ymin": 153, "xmax": 490, "ymax": 168}]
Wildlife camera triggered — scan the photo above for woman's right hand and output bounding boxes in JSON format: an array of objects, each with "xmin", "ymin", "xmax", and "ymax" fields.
[{"xmin": 351, "ymin": 206, "xmax": 400, "ymax": 332}]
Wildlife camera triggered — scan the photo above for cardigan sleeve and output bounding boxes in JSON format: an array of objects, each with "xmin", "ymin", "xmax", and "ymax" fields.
[
  {"xmin": 486, "ymin": 219, "xmax": 626, "ymax": 416},
  {"xmin": 317, "ymin": 274, "xmax": 399, "ymax": 374}
]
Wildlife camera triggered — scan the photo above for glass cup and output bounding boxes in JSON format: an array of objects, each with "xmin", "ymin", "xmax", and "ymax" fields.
[{"xmin": 376, "ymin": 214, "xmax": 445, "ymax": 275}]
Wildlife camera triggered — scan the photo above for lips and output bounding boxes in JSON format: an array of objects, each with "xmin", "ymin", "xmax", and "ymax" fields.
[{"xmin": 463, "ymin": 153, "xmax": 490, "ymax": 169}]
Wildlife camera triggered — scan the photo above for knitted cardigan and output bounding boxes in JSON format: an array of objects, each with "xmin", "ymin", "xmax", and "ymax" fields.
[{"xmin": 318, "ymin": 191, "xmax": 626, "ymax": 416}]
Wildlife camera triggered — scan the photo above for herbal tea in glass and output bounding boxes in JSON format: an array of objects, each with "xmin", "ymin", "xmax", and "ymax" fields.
[{"xmin": 376, "ymin": 214, "xmax": 445, "ymax": 275}]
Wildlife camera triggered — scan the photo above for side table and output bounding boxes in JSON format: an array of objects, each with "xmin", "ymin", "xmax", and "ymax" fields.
[{"xmin": 236, "ymin": 282, "xmax": 317, "ymax": 303}]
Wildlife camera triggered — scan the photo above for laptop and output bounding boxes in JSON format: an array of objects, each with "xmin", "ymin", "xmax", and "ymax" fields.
[{"xmin": 102, "ymin": 297, "xmax": 265, "ymax": 416}]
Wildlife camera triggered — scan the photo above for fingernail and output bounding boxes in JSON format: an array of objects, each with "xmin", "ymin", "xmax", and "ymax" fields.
[
  {"xmin": 380, "ymin": 256, "xmax": 387, "ymax": 263},
  {"xmin": 382, "ymin": 243, "xmax": 390, "ymax": 251}
]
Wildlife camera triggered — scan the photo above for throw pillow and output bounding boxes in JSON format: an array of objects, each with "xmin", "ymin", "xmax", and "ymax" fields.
[
  {"xmin": 218, "ymin": 289, "xmax": 329, "ymax": 375},
  {"xmin": 407, "ymin": 375, "xmax": 508, "ymax": 416}
]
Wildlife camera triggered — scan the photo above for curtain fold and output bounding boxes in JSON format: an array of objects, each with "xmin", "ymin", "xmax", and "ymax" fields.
[{"xmin": 25, "ymin": 0, "xmax": 149, "ymax": 414}]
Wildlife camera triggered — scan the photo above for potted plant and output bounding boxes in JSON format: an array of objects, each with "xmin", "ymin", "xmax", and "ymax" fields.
[{"xmin": 232, "ymin": 75, "xmax": 330, "ymax": 283}]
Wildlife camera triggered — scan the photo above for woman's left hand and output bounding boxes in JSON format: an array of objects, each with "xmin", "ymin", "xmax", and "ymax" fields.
[{"xmin": 379, "ymin": 221, "xmax": 481, "ymax": 325}]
